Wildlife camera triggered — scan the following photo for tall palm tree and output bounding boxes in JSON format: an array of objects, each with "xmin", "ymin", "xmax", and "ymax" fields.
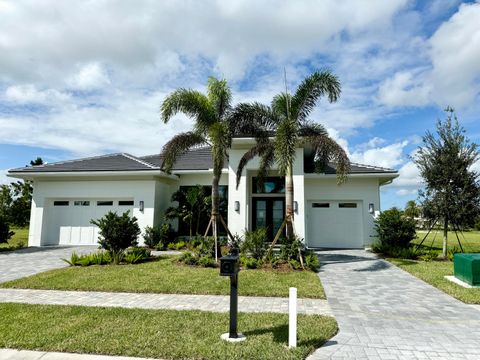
[
  {"xmin": 160, "ymin": 77, "xmax": 233, "ymax": 259},
  {"xmin": 231, "ymin": 70, "xmax": 350, "ymax": 239}
]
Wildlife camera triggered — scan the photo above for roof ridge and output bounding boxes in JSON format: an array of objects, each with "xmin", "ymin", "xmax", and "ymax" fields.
[
  {"xmin": 141, "ymin": 146, "xmax": 212, "ymax": 159},
  {"xmin": 122, "ymin": 153, "xmax": 159, "ymax": 169}
]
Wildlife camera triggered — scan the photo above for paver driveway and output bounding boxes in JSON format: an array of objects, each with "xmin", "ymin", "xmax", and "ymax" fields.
[
  {"xmin": 309, "ymin": 250, "xmax": 480, "ymax": 360},
  {"xmin": 0, "ymin": 246, "xmax": 97, "ymax": 283}
]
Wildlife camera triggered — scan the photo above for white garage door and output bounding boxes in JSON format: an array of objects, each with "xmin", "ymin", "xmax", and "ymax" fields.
[
  {"xmin": 44, "ymin": 199, "xmax": 134, "ymax": 245},
  {"xmin": 307, "ymin": 200, "xmax": 364, "ymax": 248}
]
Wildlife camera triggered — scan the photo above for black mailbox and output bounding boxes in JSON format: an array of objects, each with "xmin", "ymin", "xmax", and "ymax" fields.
[{"xmin": 220, "ymin": 254, "xmax": 240, "ymax": 276}]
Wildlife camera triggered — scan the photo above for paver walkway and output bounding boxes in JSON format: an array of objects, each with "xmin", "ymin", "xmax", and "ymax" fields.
[
  {"xmin": 309, "ymin": 250, "xmax": 480, "ymax": 360},
  {"xmin": 0, "ymin": 288, "xmax": 331, "ymax": 315},
  {"xmin": 0, "ymin": 246, "xmax": 97, "ymax": 283}
]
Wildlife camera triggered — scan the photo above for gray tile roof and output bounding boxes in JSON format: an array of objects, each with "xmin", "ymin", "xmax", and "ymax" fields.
[
  {"xmin": 140, "ymin": 147, "xmax": 217, "ymax": 171},
  {"xmin": 9, "ymin": 153, "xmax": 157, "ymax": 173},
  {"xmin": 9, "ymin": 147, "xmax": 397, "ymax": 175}
]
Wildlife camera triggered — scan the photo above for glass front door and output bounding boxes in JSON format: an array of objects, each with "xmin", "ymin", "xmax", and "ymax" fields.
[{"xmin": 252, "ymin": 198, "xmax": 285, "ymax": 241}]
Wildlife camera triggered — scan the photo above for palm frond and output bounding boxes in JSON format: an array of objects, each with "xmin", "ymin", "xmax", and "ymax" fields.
[
  {"xmin": 305, "ymin": 133, "xmax": 350, "ymax": 184},
  {"xmin": 271, "ymin": 93, "xmax": 292, "ymax": 120},
  {"xmin": 228, "ymin": 102, "xmax": 279, "ymax": 135},
  {"xmin": 207, "ymin": 77, "xmax": 232, "ymax": 120},
  {"xmin": 298, "ymin": 121, "xmax": 328, "ymax": 137},
  {"xmin": 291, "ymin": 70, "xmax": 341, "ymax": 122},
  {"xmin": 160, "ymin": 89, "xmax": 214, "ymax": 133},
  {"xmin": 161, "ymin": 132, "xmax": 208, "ymax": 172},
  {"xmin": 236, "ymin": 141, "xmax": 274, "ymax": 189},
  {"xmin": 256, "ymin": 145, "xmax": 276, "ymax": 190},
  {"xmin": 274, "ymin": 119, "xmax": 298, "ymax": 175}
]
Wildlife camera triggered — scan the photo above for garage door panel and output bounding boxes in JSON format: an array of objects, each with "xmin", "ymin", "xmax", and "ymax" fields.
[
  {"xmin": 308, "ymin": 200, "xmax": 363, "ymax": 249},
  {"xmin": 45, "ymin": 198, "xmax": 133, "ymax": 245}
]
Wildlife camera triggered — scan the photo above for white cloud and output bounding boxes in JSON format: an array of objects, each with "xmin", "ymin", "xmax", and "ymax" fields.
[
  {"xmin": 68, "ymin": 63, "xmax": 110, "ymax": 90},
  {"xmin": 350, "ymin": 140, "xmax": 408, "ymax": 169},
  {"xmin": 396, "ymin": 188, "xmax": 417, "ymax": 196},
  {"xmin": 5, "ymin": 84, "xmax": 70, "ymax": 104},
  {"xmin": 378, "ymin": 1, "xmax": 480, "ymax": 110}
]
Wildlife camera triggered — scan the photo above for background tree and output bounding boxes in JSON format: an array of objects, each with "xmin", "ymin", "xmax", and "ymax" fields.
[
  {"xmin": 160, "ymin": 77, "xmax": 234, "ymax": 259},
  {"xmin": 404, "ymin": 200, "xmax": 420, "ymax": 219},
  {"xmin": 231, "ymin": 70, "xmax": 350, "ymax": 239},
  {"xmin": 414, "ymin": 107, "xmax": 480, "ymax": 258},
  {"xmin": 0, "ymin": 157, "xmax": 43, "ymax": 227}
]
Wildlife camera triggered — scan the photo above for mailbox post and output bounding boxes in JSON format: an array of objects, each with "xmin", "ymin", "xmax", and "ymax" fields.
[{"xmin": 219, "ymin": 248, "xmax": 245, "ymax": 342}]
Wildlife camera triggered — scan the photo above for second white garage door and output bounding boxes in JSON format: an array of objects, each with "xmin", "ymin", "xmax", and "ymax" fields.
[
  {"xmin": 44, "ymin": 199, "xmax": 135, "ymax": 245},
  {"xmin": 307, "ymin": 200, "xmax": 364, "ymax": 248}
]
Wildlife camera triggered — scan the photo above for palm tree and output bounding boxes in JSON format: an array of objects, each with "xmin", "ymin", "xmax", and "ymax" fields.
[
  {"xmin": 160, "ymin": 77, "xmax": 233, "ymax": 260},
  {"xmin": 231, "ymin": 70, "xmax": 350, "ymax": 239}
]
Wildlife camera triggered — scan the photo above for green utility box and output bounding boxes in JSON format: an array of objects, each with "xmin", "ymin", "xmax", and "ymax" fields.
[{"xmin": 454, "ymin": 253, "xmax": 480, "ymax": 286}]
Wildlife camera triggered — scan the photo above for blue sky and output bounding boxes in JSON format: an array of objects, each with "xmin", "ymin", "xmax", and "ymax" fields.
[{"xmin": 1, "ymin": 0, "xmax": 479, "ymax": 210}]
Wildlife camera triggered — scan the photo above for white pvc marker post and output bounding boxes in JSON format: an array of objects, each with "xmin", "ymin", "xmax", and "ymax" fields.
[{"xmin": 289, "ymin": 287, "xmax": 297, "ymax": 348}]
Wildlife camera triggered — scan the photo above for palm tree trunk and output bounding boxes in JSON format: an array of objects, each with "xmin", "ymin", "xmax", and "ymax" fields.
[
  {"xmin": 211, "ymin": 174, "xmax": 221, "ymax": 260},
  {"xmin": 285, "ymin": 164, "xmax": 294, "ymax": 239}
]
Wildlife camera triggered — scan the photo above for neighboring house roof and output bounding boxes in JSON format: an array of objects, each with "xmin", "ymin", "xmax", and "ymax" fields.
[{"xmin": 8, "ymin": 147, "xmax": 397, "ymax": 175}]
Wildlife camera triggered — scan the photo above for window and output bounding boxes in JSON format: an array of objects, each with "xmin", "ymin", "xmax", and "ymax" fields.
[
  {"xmin": 74, "ymin": 201, "xmax": 90, "ymax": 206},
  {"xmin": 53, "ymin": 201, "xmax": 69, "ymax": 206},
  {"xmin": 252, "ymin": 177, "xmax": 285, "ymax": 194},
  {"xmin": 97, "ymin": 201, "xmax": 113, "ymax": 206},
  {"xmin": 339, "ymin": 203, "xmax": 357, "ymax": 208},
  {"xmin": 119, "ymin": 200, "xmax": 134, "ymax": 206},
  {"xmin": 312, "ymin": 203, "xmax": 330, "ymax": 208}
]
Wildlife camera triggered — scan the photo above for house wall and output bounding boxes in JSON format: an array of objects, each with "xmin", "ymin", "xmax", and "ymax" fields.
[
  {"xmin": 154, "ymin": 178, "xmax": 178, "ymax": 227},
  {"xmin": 304, "ymin": 177, "xmax": 380, "ymax": 247},
  {"xmin": 227, "ymin": 147, "xmax": 306, "ymax": 238},
  {"xmin": 29, "ymin": 179, "xmax": 158, "ymax": 246}
]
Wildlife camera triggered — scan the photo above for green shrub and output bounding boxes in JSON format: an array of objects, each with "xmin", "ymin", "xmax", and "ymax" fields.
[
  {"xmin": 124, "ymin": 247, "xmax": 152, "ymax": 264},
  {"xmin": 374, "ymin": 208, "xmax": 416, "ymax": 249},
  {"xmin": 178, "ymin": 251, "xmax": 198, "ymax": 266},
  {"xmin": 241, "ymin": 228, "xmax": 268, "ymax": 260},
  {"xmin": 279, "ymin": 236, "xmax": 304, "ymax": 262},
  {"xmin": 448, "ymin": 246, "xmax": 461, "ymax": 261},
  {"xmin": 143, "ymin": 224, "xmax": 173, "ymax": 249},
  {"xmin": 198, "ymin": 255, "xmax": 216, "ymax": 268},
  {"xmin": 305, "ymin": 253, "xmax": 320, "ymax": 272},
  {"xmin": 371, "ymin": 241, "xmax": 420, "ymax": 259},
  {"xmin": 175, "ymin": 241, "xmax": 186, "ymax": 250},
  {"xmin": 195, "ymin": 236, "xmax": 215, "ymax": 257},
  {"xmin": 0, "ymin": 216, "xmax": 14, "ymax": 244},
  {"xmin": 167, "ymin": 243, "xmax": 176, "ymax": 250},
  {"xmin": 241, "ymin": 256, "xmax": 260, "ymax": 269},
  {"xmin": 288, "ymin": 259, "xmax": 302, "ymax": 270},
  {"xmin": 420, "ymin": 250, "xmax": 439, "ymax": 262},
  {"xmin": 63, "ymin": 251, "xmax": 112, "ymax": 266},
  {"xmin": 90, "ymin": 211, "xmax": 141, "ymax": 264}
]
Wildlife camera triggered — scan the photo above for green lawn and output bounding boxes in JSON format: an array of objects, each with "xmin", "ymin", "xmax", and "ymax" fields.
[
  {"xmin": 1, "ymin": 255, "xmax": 325, "ymax": 299},
  {"xmin": 413, "ymin": 230, "xmax": 480, "ymax": 253},
  {"xmin": 389, "ymin": 258, "xmax": 480, "ymax": 304},
  {"xmin": 0, "ymin": 227, "xmax": 28, "ymax": 252},
  {"xmin": 0, "ymin": 303, "xmax": 337, "ymax": 360}
]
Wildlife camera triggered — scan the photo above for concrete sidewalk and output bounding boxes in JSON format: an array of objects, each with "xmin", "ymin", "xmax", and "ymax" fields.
[
  {"xmin": 0, "ymin": 288, "xmax": 331, "ymax": 315},
  {"xmin": 0, "ymin": 349, "xmax": 155, "ymax": 360}
]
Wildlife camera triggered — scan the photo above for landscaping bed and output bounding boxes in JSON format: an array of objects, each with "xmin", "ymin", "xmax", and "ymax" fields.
[
  {"xmin": 389, "ymin": 258, "xmax": 480, "ymax": 304},
  {"xmin": 0, "ymin": 303, "xmax": 337, "ymax": 360},
  {"xmin": 0, "ymin": 255, "xmax": 325, "ymax": 298}
]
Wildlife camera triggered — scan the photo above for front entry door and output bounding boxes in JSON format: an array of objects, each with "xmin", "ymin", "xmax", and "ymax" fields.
[{"xmin": 252, "ymin": 198, "xmax": 285, "ymax": 241}]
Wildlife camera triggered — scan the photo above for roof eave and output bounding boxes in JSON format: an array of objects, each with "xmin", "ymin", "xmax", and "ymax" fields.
[{"xmin": 7, "ymin": 169, "xmax": 179, "ymax": 181}]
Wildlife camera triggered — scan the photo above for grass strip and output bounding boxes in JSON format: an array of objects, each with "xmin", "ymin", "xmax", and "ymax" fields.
[{"xmin": 0, "ymin": 303, "xmax": 337, "ymax": 360}]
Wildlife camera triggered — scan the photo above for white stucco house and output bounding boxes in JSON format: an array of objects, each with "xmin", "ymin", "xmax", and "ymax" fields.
[{"xmin": 8, "ymin": 138, "xmax": 398, "ymax": 249}]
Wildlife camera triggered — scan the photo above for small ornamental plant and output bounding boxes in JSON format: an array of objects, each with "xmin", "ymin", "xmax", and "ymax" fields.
[{"xmin": 91, "ymin": 211, "xmax": 141, "ymax": 264}]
